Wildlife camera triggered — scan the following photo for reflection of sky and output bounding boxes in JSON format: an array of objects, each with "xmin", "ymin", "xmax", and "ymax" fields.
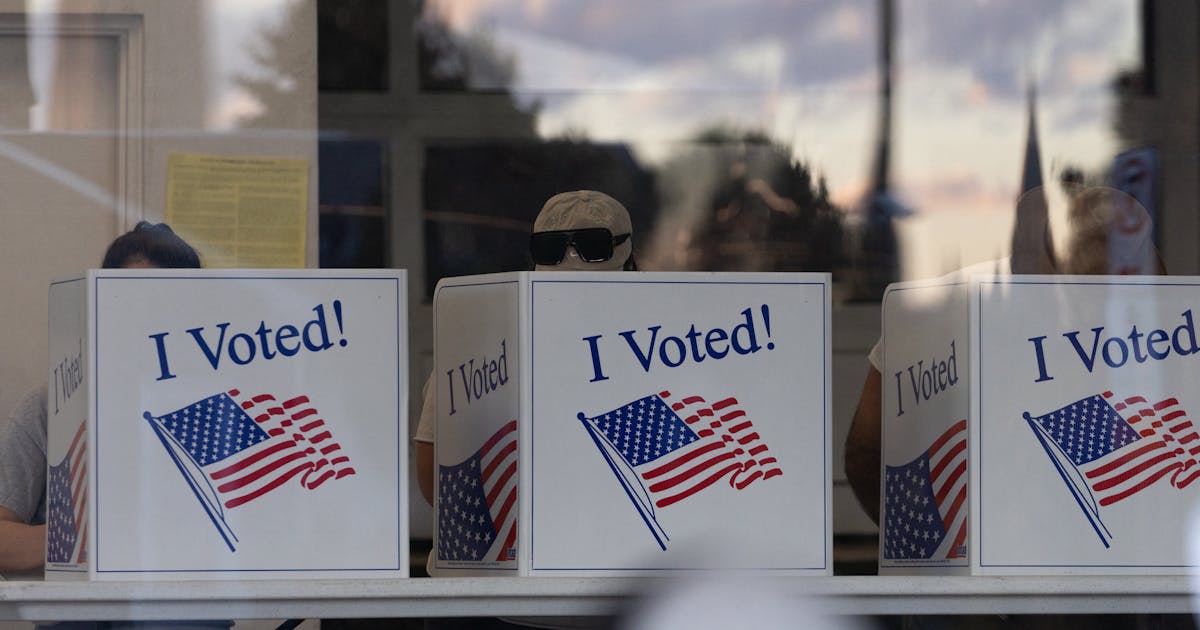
[
  {"xmin": 429, "ymin": 0, "xmax": 1139, "ymax": 279},
  {"xmin": 23, "ymin": 0, "xmax": 287, "ymax": 130},
  {"xmin": 205, "ymin": 0, "xmax": 293, "ymax": 129}
]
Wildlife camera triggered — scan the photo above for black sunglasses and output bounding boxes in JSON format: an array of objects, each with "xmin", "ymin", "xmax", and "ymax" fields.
[{"xmin": 529, "ymin": 228, "xmax": 631, "ymax": 265}]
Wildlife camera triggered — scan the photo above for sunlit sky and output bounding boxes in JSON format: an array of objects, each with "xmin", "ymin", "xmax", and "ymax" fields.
[{"xmin": 427, "ymin": 0, "xmax": 1140, "ymax": 279}]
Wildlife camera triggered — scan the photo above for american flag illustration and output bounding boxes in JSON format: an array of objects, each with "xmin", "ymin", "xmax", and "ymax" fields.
[
  {"xmin": 46, "ymin": 420, "xmax": 87, "ymax": 565},
  {"xmin": 437, "ymin": 420, "xmax": 518, "ymax": 563},
  {"xmin": 145, "ymin": 388, "xmax": 355, "ymax": 551},
  {"xmin": 883, "ymin": 420, "xmax": 967, "ymax": 561},
  {"xmin": 1026, "ymin": 391, "xmax": 1200, "ymax": 546},
  {"xmin": 579, "ymin": 390, "xmax": 782, "ymax": 549}
]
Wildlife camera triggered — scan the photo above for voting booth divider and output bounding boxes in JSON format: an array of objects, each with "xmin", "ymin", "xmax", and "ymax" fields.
[
  {"xmin": 880, "ymin": 273, "xmax": 971, "ymax": 574},
  {"xmin": 46, "ymin": 269, "xmax": 408, "ymax": 580},
  {"xmin": 884, "ymin": 271, "xmax": 1200, "ymax": 575},
  {"xmin": 431, "ymin": 271, "xmax": 831, "ymax": 576}
]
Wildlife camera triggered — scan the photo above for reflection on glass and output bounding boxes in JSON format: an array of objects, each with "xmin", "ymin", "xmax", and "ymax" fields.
[{"xmin": 414, "ymin": 0, "xmax": 1165, "ymax": 298}]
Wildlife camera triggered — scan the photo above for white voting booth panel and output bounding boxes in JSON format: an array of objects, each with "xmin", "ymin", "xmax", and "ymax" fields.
[
  {"xmin": 972, "ymin": 275, "xmax": 1200, "ymax": 575},
  {"xmin": 884, "ymin": 273, "xmax": 1200, "ymax": 575},
  {"xmin": 46, "ymin": 270, "xmax": 408, "ymax": 580},
  {"xmin": 880, "ymin": 276, "xmax": 970, "ymax": 574},
  {"xmin": 432, "ymin": 272, "xmax": 831, "ymax": 576}
]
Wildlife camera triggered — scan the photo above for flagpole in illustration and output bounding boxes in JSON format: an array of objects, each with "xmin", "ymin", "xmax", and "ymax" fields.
[
  {"xmin": 579, "ymin": 414, "xmax": 669, "ymax": 550},
  {"xmin": 1024, "ymin": 412, "xmax": 1112, "ymax": 547},
  {"xmin": 144, "ymin": 412, "xmax": 239, "ymax": 552}
]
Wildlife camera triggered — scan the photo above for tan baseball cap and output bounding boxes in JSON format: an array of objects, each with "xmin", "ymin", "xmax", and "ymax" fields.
[{"xmin": 532, "ymin": 190, "xmax": 633, "ymax": 271}]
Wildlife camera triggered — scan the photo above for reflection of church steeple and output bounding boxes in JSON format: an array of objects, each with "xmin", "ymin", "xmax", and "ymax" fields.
[
  {"xmin": 1009, "ymin": 82, "xmax": 1058, "ymax": 274},
  {"xmin": 852, "ymin": 0, "xmax": 900, "ymax": 301}
]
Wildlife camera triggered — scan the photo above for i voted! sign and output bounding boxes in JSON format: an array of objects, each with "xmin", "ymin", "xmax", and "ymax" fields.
[
  {"xmin": 433, "ymin": 271, "xmax": 831, "ymax": 576},
  {"xmin": 973, "ymin": 275, "xmax": 1200, "ymax": 574},
  {"xmin": 46, "ymin": 269, "xmax": 407, "ymax": 580}
]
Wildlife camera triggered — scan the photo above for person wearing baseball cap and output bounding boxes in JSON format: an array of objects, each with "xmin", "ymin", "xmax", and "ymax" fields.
[
  {"xmin": 527, "ymin": 190, "xmax": 637, "ymax": 272},
  {"xmin": 413, "ymin": 190, "xmax": 634, "ymax": 628}
]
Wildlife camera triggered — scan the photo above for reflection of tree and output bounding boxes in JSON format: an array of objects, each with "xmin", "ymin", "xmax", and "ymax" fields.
[
  {"xmin": 416, "ymin": 7, "xmax": 518, "ymax": 93},
  {"xmin": 233, "ymin": 0, "xmax": 312, "ymax": 128},
  {"xmin": 655, "ymin": 127, "xmax": 846, "ymax": 274}
]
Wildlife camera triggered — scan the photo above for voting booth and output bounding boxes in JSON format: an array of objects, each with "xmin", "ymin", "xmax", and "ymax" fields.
[
  {"xmin": 880, "ymin": 273, "xmax": 971, "ymax": 574},
  {"xmin": 432, "ymin": 271, "xmax": 831, "ymax": 576},
  {"xmin": 884, "ymin": 272, "xmax": 1200, "ymax": 575},
  {"xmin": 46, "ymin": 269, "xmax": 408, "ymax": 580}
]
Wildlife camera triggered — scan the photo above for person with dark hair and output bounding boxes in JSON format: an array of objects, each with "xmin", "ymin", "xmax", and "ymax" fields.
[
  {"xmin": 0, "ymin": 222, "xmax": 201, "ymax": 576},
  {"xmin": 100, "ymin": 221, "xmax": 202, "ymax": 270}
]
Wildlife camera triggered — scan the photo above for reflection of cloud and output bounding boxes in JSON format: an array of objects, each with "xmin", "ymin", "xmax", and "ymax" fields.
[
  {"xmin": 900, "ymin": 0, "xmax": 1136, "ymax": 102},
  {"xmin": 206, "ymin": 0, "xmax": 293, "ymax": 130},
  {"xmin": 440, "ymin": 0, "xmax": 875, "ymax": 89},
  {"xmin": 207, "ymin": 89, "xmax": 265, "ymax": 130},
  {"xmin": 897, "ymin": 170, "xmax": 1012, "ymax": 216},
  {"xmin": 429, "ymin": 0, "xmax": 1139, "ymax": 281}
]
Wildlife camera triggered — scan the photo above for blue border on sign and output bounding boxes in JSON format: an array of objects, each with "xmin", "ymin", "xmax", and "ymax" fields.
[
  {"xmin": 529, "ymin": 277, "xmax": 830, "ymax": 572},
  {"xmin": 977, "ymin": 276, "xmax": 1200, "ymax": 569},
  {"xmin": 431, "ymin": 278, "xmax": 521, "ymax": 573},
  {"xmin": 93, "ymin": 274, "xmax": 405, "ymax": 574}
]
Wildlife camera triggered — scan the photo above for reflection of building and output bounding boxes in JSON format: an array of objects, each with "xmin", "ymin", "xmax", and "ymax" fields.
[
  {"xmin": 1113, "ymin": 0, "xmax": 1199, "ymax": 275},
  {"xmin": 849, "ymin": 0, "xmax": 899, "ymax": 301}
]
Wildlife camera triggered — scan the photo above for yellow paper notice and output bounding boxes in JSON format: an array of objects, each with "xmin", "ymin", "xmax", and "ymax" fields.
[{"xmin": 166, "ymin": 153, "xmax": 308, "ymax": 268}]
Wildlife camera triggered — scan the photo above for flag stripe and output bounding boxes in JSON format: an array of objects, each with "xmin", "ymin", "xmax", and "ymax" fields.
[
  {"xmin": 481, "ymin": 420, "xmax": 519, "ymax": 454},
  {"xmin": 485, "ymin": 460, "xmax": 518, "ymax": 506},
  {"xmin": 930, "ymin": 440, "xmax": 967, "ymax": 481},
  {"xmin": 735, "ymin": 432, "xmax": 761, "ymax": 445},
  {"xmin": 655, "ymin": 462, "xmax": 743, "ymax": 508},
  {"xmin": 482, "ymin": 440, "xmax": 518, "ymax": 480},
  {"xmin": 305, "ymin": 468, "xmax": 336, "ymax": 488},
  {"xmin": 1175, "ymin": 465, "xmax": 1200, "ymax": 487},
  {"xmin": 941, "ymin": 484, "xmax": 967, "ymax": 532},
  {"xmin": 492, "ymin": 481, "xmax": 518, "ymax": 536},
  {"xmin": 734, "ymin": 468, "xmax": 763, "ymax": 489},
  {"xmin": 494, "ymin": 495, "xmax": 518, "ymax": 562},
  {"xmin": 930, "ymin": 420, "xmax": 967, "ymax": 454},
  {"xmin": 641, "ymin": 441, "xmax": 724, "ymax": 479},
  {"xmin": 217, "ymin": 450, "xmax": 310, "ymax": 492},
  {"xmin": 1085, "ymin": 440, "xmax": 1167, "ymax": 479},
  {"xmin": 647, "ymin": 451, "xmax": 738, "ymax": 493},
  {"xmin": 224, "ymin": 462, "xmax": 311, "ymax": 508},
  {"xmin": 1092, "ymin": 451, "xmax": 1178, "ymax": 491},
  {"xmin": 712, "ymin": 398, "xmax": 737, "ymax": 411},
  {"xmin": 1098, "ymin": 463, "xmax": 1180, "ymax": 506},
  {"xmin": 1154, "ymin": 398, "xmax": 1178, "ymax": 411},
  {"xmin": 75, "ymin": 523, "xmax": 88, "ymax": 564},
  {"xmin": 209, "ymin": 440, "xmax": 296, "ymax": 480},
  {"xmin": 934, "ymin": 460, "xmax": 967, "ymax": 506}
]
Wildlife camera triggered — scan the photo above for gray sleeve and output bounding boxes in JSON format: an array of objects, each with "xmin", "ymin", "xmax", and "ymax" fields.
[{"xmin": 0, "ymin": 386, "xmax": 48, "ymax": 524}]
